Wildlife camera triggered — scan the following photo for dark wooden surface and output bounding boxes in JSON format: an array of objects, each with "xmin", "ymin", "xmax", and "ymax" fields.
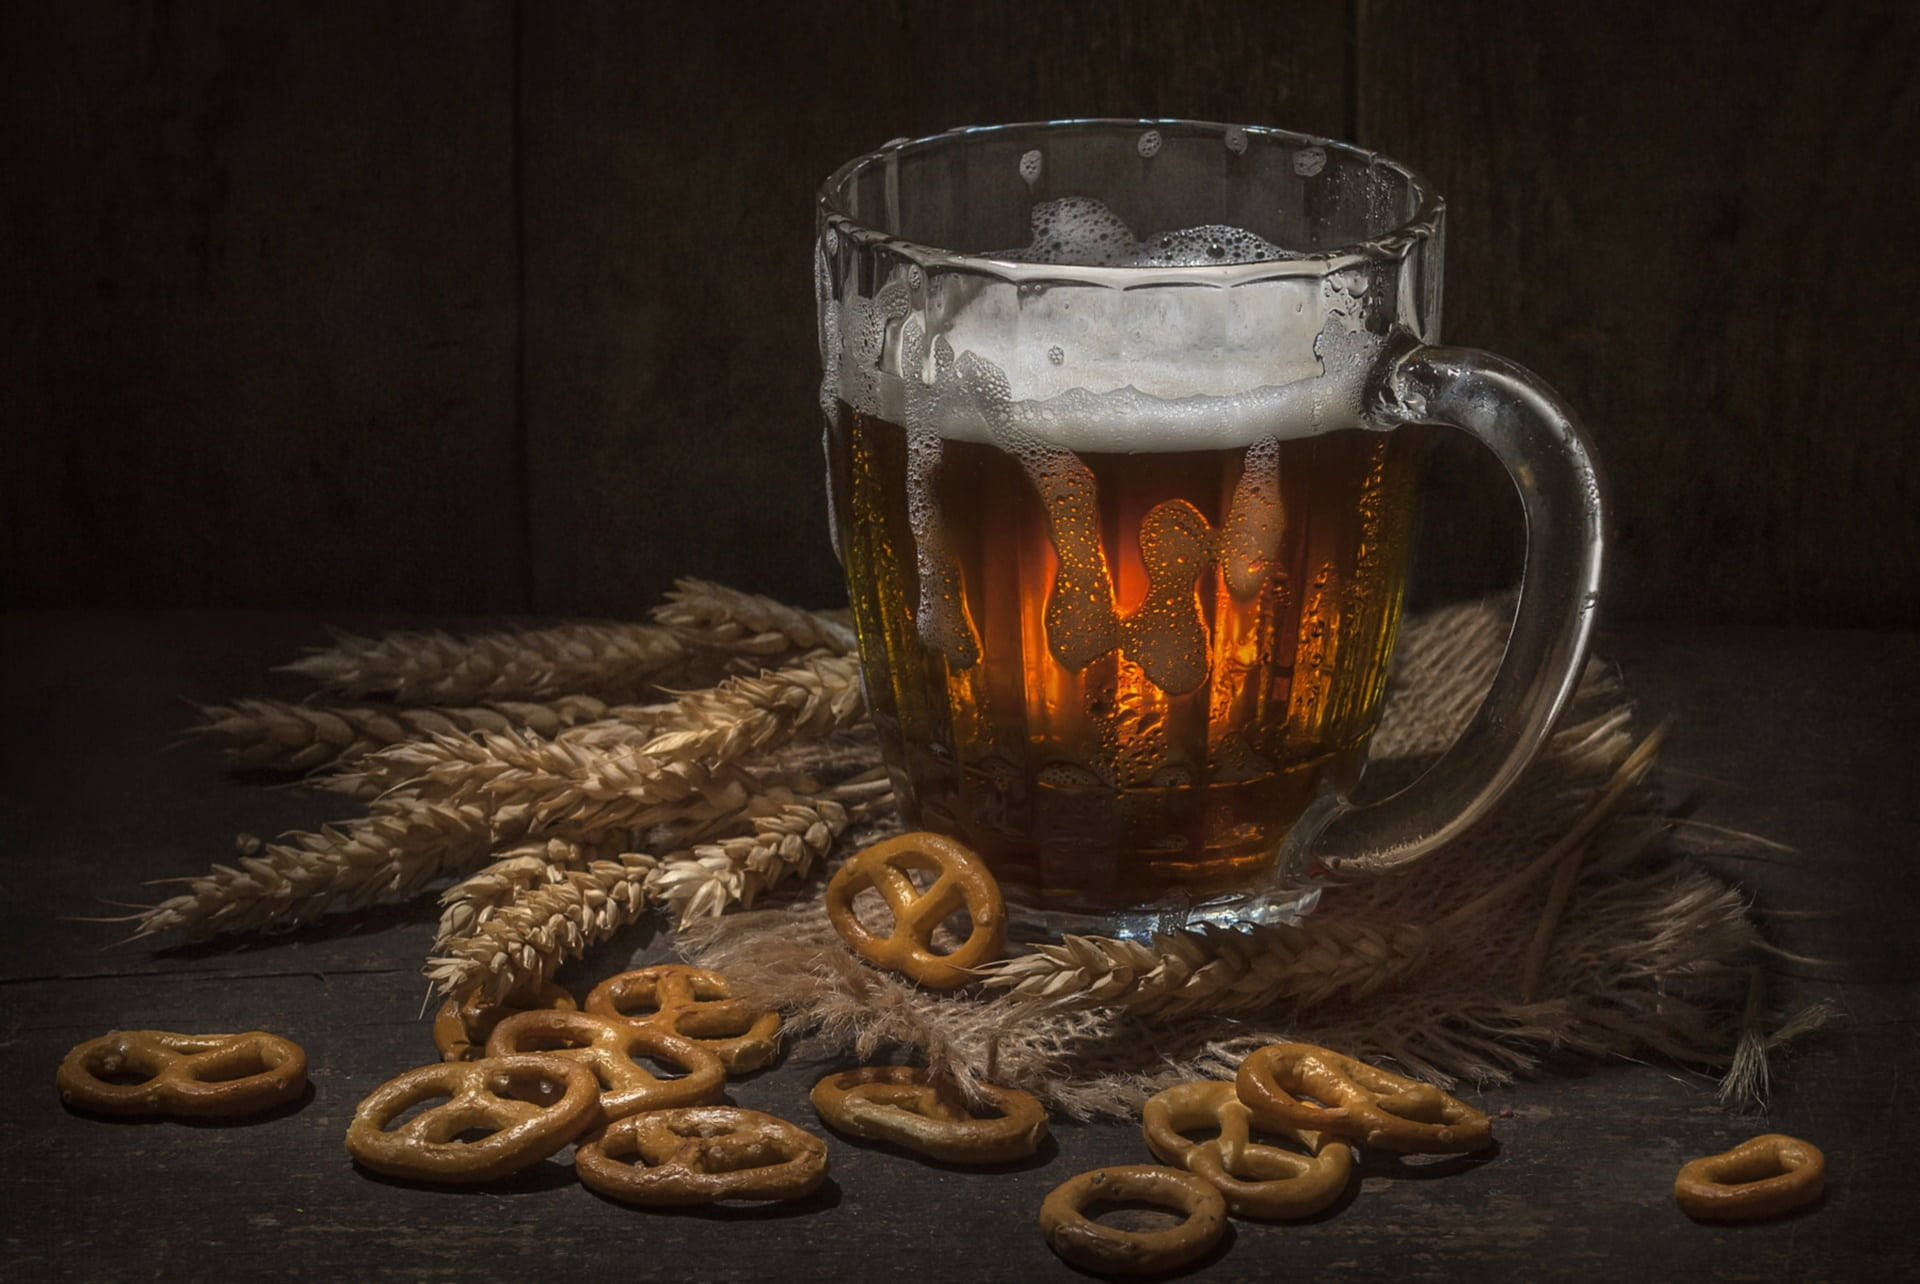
[
  {"xmin": 6, "ymin": 3, "xmax": 1916, "ymax": 625},
  {"xmin": 2, "ymin": 611, "xmax": 1914, "ymax": 1281}
]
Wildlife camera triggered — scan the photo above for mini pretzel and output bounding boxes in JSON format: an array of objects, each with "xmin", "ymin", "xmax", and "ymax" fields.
[
  {"xmin": 1142, "ymin": 1080, "xmax": 1352, "ymax": 1219},
  {"xmin": 345, "ymin": 1054, "xmax": 598, "ymax": 1184},
  {"xmin": 824, "ymin": 832, "xmax": 1006, "ymax": 990},
  {"xmin": 485, "ymin": 1009, "xmax": 724, "ymax": 1122},
  {"xmin": 584, "ymin": 965, "xmax": 781, "ymax": 1072},
  {"xmin": 57, "ymin": 1030, "xmax": 307, "ymax": 1119},
  {"xmin": 1236, "ymin": 1042, "xmax": 1492, "ymax": 1154},
  {"xmin": 810, "ymin": 1065, "xmax": 1048, "ymax": 1164},
  {"xmin": 1674, "ymin": 1133, "xmax": 1825, "ymax": 1221},
  {"xmin": 433, "ymin": 980, "xmax": 577, "ymax": 1061},
  {"xmin": 576, "ymin": 1106, "xmax": 829, "ymax": 1206},
  {"xmin": 1039, "ymin": 1165, "xmax": 1228, "ymax": 1276}
]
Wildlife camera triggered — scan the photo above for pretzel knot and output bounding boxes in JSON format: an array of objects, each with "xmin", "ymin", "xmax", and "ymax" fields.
[
  {"xmin": 824, "ymin": 832, "xmax": 1007, "ymax": 990},
  {"xmin": 484, "ymin": 1009, "xmax": 724, "ymax": 1124},
  {"xmin": 584, "ymin": 965, "xmax": 781, "ymax": 1073},
  {"xmin": 810, "ymin": 1066, "xmax": 1048, "ymax": 1164},
  {"xmin": 1236, "ymin": 1043, "xmax": 1493, "ymax": 1155},
  {"xmin": 575, "ymin": 1106, "xmax": 829, "ymax": 1206},
  {"xmin": 345, "ymin": 1054, "xmax": 599, "ymax": 1184},
  {"xmin": 57, "ymin": 1030, "xmax": 308, "ymax": 1119},
  {"xmin": 1674, "ymin": 1133, "xmax": 1825, "ymax": 1222},
  {"xmin": 1039, "ymin": 1165, "xmax": 1228, "ymax": 1276},
  {"xmin": 1142, "ymin": 1080, "xmax": 1352, "ymax": 1219},
  {"xmin": 433, "ymin": 979, "xmax": 578, "ymax": 1062}
]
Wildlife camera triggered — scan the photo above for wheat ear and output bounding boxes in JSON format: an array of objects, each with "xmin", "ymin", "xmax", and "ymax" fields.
[
  {"xmin": 977, "ymin": 918, "xmax": 1430, "ymax": 1018},
  {"xmin": 646, "ymin": 796, "xmax": 851, "ymax": 927},
  {"xmin": 425, "ymin": 852, "xmax": 661, "ymax": 1002},
  {"xmin": 655, "ymin": 577, "xmax": 857, "ymax": 656},
  {"xmin": 434, "ymin": 837, "xmax": 608, "ymax": 947},
  {"xmin": 281, "ymin": 621, "xmax": 690, "ymax": 703},
  {"xmin": 131, "ymin": 801, "xmax": 532, "ymax": 941},
  {"xmin": 188, "ymin": 695, "xmax": 614, "ymax": 772}
]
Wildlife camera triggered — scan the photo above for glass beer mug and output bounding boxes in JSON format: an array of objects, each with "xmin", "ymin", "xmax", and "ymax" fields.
[{"xmin": 815, "ymin": 120, "xmax": 1603, "ymax": 935}]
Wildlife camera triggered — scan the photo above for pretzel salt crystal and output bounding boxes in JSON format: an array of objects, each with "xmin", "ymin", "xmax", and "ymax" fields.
[
  {"xmin": 433, "ymin": 979, "xmax": 578, "ymax": 1062},
  {"xmin": 1141, "ymin": 1079, "xmax": 1352, "ymax": 1219},
  {"xmin": 345, "ymin": 1054, "xmax": 599, "ymax": 1184},
  {"xmin": 1039, "ymin": 1165, "xmax": 1228, "ymax": 1276},
  {"xmin": 575, "ymin": 1106, "xmax": 828, "ymax": 1206},
  {"xmin": 484, "ymin": 1009, "xmax": 724, "ymax": 1122},
  {"xmin": 584, "ymin": 964, "xmax": 781, "ymax": 1072},
  {"xmin": 810, "ymin": 1065, "xmax": 1047, "ymax": 1164},
  {"xmin": 824, "ymin": 832, "xmax": 1006, "ymax": 990},
  {"xmin": 57, "ymin": 1030, "xmax": 308, "ymax": 1119},
  {"xmin": 1236, "ymin": 1042, "xmax": 1493, "ymax": 1154},
  {"xmin": 1674, "ymin": 1134, "xmax": 1825, "ymax": 1221}
]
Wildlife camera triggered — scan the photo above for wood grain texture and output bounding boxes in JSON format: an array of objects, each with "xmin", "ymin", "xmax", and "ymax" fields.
[
  {"xmin": 516, "ymin": 0, "xmax": 1348, "ymax": 618},
  {"xmin": 1356, "ymin": 0, "xmax": 1920, "ymax": 625},
  {"xmin": 0, "ymin": 1, "xmax": 525, "ymax": 611}
]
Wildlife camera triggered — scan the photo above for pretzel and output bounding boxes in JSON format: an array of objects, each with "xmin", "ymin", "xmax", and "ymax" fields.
[
  {"xmin": 1142, "ymin": 1080, "xmax": 1352, "ymax": 1219},
  {"xmin": 584, "ymin": 965, "xmax": 781, "ymax": 1072},
  {"xmin": 484, "ymin": 1009, "xmax": 724, "ymax": 1122},
  {"xmin": 1236, "ymin": 1042, "xmax": 1493, "ymax": 1154},
  {"xmin": 345, "ymin": 1054, "xmax": 598, "ymax": 1184},
  {"xmin": 57, "ymin": 1030, "xmax": 307, "ymax": 1119},
  {"xmin": 433, "ymin": 980, "xmax": 577, "ymax": 1061},
  {"xmin": 824, "ymin": 832, "xmax": 1006, "ymax": 990},
  {"xmin": 1038, "ymin": 1165, "xmax": 1228, "ymax": 1276},
  {"xmin": 575, "ymin": 1106, "xmax": 829, "ymax": 1206},
  {"xmin": 809, "ymin": 1065, "xmax": 1048, "ymax": 1164},
  {"xmin": 1674, "ymin": 1133, "xmax": 1825, "ymax": 1221}
]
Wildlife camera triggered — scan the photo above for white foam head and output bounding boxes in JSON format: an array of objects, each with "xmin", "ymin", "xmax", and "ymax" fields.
[{"xmin": 836, "ymin": 198, "xmax": 1384, "ymax": 451}]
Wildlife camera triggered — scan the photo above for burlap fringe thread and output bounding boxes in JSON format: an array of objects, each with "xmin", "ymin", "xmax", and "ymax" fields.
[{"xmin": 677, "ymin": 597, "xmax": 1823, "ymax": 1119}]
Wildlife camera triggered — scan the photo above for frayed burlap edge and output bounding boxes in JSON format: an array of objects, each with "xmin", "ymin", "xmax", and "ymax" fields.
[{"xmin": 671, "ymin": 597, "xmax": 1830, "ymax": 1119}]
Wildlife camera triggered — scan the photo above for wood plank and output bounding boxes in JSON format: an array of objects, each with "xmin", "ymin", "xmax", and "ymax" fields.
[
  {"xmin": 517, "ymin": 0, "xmax": 1350, "ymax": 618},
  {"xmin": 0, "ymin": 2, "xmax": 524, "ymax": 612},
  {"xmin": 1356, "ymin": 0, "xmax": 1920, "ymax": 625}
]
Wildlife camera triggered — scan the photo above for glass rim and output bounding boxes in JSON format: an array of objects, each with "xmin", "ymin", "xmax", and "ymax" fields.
[{"xmin": 818, "ymin": 117, "xmax": 1445, "ymax": 284}]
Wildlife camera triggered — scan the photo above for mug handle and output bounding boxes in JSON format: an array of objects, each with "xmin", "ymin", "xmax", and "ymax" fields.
[{"xmin": 1281, "ymin": 334, "xmax": 1607, "ymax": 879}]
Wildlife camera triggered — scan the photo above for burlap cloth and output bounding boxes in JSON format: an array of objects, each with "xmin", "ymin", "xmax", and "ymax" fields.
[{"xmin": 671, "ymin": 596, "xmax": 1790, "ymax": 1118}]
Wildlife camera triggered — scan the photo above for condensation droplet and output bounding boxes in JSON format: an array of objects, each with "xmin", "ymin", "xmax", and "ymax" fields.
[
  {"xmin": 1018, "ymin": 149, "xmax": 1043, "ymax": 186},
  {"xmin": 1136, "ymin": 129, "xmax": 1162, "ymax": 158},
  {"xmin": 1224, "ymin": 127, "xmax": 1248, "ymax": 155},
  {"xmin": 1293, "ymin": 147, "xmax": 1326, "ymax": 178}
]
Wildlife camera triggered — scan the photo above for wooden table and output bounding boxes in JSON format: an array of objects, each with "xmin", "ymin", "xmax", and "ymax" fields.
[{"xmin": 3, "ymin": 612, "xmax": 1914, "ymax": 1280}]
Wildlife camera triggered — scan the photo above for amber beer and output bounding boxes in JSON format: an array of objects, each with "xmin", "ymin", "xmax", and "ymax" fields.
[{"xmin": 828, "ymin": 399, "xmax": 1421, "ymax": 912}]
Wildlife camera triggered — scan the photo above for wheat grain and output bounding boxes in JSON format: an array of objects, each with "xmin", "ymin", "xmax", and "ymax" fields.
[
  {"xmin": 655, "ymin": 577, "xmax": 857, "ymax": 656},
  {"xmin": 281, "ymin": 622, "xmax": 690, "ymax": 703},
  {"xmin": 188, "ymin": 695, "xmax": 615, "ymax": 771},
  {"xmin": 977, "ymin": 918, "xmax": 1429, "ymax": 1018}
]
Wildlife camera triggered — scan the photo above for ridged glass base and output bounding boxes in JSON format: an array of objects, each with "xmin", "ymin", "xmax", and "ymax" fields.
[{"xmin": 1004, "ymin": 882, "xmax": 1324, "ymax": 944}]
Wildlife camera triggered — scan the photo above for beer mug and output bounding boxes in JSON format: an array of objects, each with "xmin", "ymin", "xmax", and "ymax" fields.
[{"xmin": 815, "ymin": 120, "xmax": 1603, "ymax": 934}]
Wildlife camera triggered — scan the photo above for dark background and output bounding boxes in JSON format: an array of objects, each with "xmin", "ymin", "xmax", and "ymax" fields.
[{"xmin": 5, "ymin": 1, "xmax": 1916, "ymax": 626}]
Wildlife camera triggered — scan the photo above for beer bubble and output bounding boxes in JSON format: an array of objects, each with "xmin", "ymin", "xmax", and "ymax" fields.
[
  {"xmin": 1293, "ymin": 147, "xmax": 1326, "ymax": 177},
  {"xmin": 1137, "ymin": 129, "xmax": 1162, "ymax": 158},
  {"xmin": 1224, "ymin": 127, "xmax": 1248, "ymax": 155},
  {"xmin": 1018, "ymin": 148, "xmax": 1043, "ymax": 185},
  {"xmin": 1047, "ymin": 346, "xmax": 1065, "ymax": 366}
]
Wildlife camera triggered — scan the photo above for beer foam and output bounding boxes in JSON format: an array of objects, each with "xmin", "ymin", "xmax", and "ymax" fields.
[{"xmin": 834, "ymin": 198, "xmax": 1385, "ymax": 452}]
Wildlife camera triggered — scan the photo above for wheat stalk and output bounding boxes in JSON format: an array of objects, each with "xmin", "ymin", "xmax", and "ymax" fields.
[
  {"xmin": 130, "ymin": 800, "xmax": 536, "ymax": 941},
  {"xmin": 281, "ymin": 621, "xmax": 691, "ymax": 703},
  {"xmin": 655, "ymin": 577, "xmax": 857, "ymax": 657},
  {"xmin": 425, "ymin": 850, "xmax": 663, "ymax": 1002},
  {"xmin": 977, "ymin": 918, "xmax": 1430, "ymax": 1018},
  {"xmin": 188, "ymin": 695, "xmax": 616, "ymax": 771},
  {"xmin": 646, "ymin": 795, "xmax": 850, "ymax": 928}
]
